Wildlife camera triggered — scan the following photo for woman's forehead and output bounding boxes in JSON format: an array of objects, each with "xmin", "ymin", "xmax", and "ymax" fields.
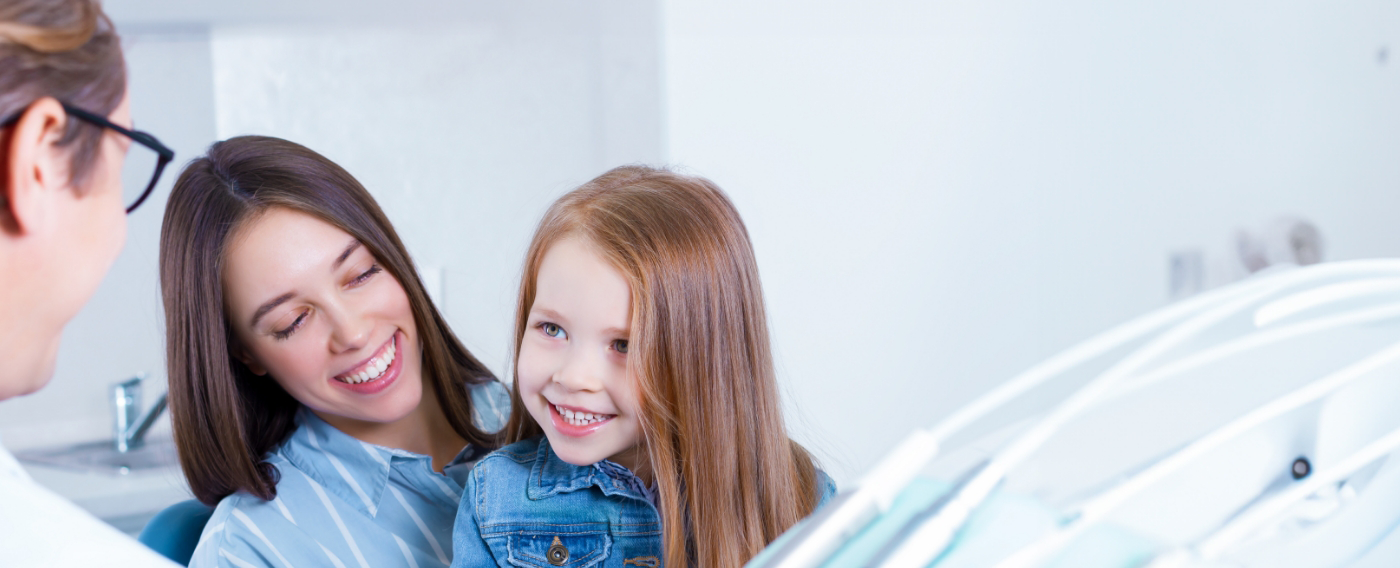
[{"xmin": 223, "ymin": 209, "xmax": 359, "ymax": 306}]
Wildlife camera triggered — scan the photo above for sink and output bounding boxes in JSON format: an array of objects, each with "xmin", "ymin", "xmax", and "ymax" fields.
[{"xmin": 16, "ymin": 437, "xmax": 180, "ymax": 476}]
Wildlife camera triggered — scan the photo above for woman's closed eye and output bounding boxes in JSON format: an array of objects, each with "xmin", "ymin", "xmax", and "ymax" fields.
[
  {"xmin": 350, "ymin": 264, "xmax": 382, "ymax": 286},
  {"xmin": 272, "ymin": 310, "xmax": 309, "ymax": 341},
  {"xmin": 539, "ymin": 322, "xmax": 567, "ymax": 339}
]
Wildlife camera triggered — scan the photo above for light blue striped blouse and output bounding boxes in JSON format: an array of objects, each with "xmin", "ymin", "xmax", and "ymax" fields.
[{"xmin": 189, "ymin": 381, "xmax": 511, "ymax": 568}]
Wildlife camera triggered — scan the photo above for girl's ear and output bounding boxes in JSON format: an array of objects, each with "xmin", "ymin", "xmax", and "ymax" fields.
[{"xmin": 1, "ymin": 97, "xmax": 72, "ymax": 236}]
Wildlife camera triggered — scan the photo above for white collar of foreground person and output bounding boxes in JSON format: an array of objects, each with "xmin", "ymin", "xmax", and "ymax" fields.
[{"xmin": 0, "ymin": 436, "xmax": 180, "ymax": 567}]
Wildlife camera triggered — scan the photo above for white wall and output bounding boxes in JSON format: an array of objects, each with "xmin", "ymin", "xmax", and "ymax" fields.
[
  {"xmin": 0, "ymin": 30, "xmax": 217, "ymax": 448},
  {"xmin": 661, "ymin": 0, "xmax": 1400, "ymax": 484}
]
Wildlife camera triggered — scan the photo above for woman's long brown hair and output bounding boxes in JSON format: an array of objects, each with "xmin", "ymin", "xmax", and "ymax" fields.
[
  {"xmin": 160, "ymin": 135, "xmax": 498, "ymax": 505},
  {"xmin": 504, "ymin": 165, "xmax": 822, "ymax": 566}
]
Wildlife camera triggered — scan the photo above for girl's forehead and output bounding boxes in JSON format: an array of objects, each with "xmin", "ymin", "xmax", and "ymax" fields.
[{"xmin": 534, "ymin": 237, "xmax": 632, "ymax": 327}]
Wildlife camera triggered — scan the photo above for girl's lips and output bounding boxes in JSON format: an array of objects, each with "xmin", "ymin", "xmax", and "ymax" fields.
[
  {"xmin": 331, "ymin": 332, "xmax": 404, "ymax": 395},
  {"xmin": 548, "ymin": 402, "xmax": 615, "ymax": 437}
]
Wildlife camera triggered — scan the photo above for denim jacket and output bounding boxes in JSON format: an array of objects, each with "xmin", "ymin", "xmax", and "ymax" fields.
[{"xmin": 451, "ymin": 437, "xmax": 836, "ymax": 568}]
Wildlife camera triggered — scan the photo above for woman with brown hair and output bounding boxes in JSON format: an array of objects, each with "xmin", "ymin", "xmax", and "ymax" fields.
[
  {"xmin": 160, "ymin": 135, "xmax": 509, "ymax": 567},
  {"xmin": 451, "ymin": 165, "xmax": 834, "ymax": 567},
  {"xmin": 0, "ymin": 0, "xmax": 177, "ymax": 565}
]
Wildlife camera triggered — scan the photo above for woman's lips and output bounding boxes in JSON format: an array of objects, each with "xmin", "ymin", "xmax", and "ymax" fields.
[
  {"xmin": 331, "ymin": 332, "xmax": 403, "ymax": 395},
  {"xmin": 548, "ymin": 403, "xmax": 616, "ymax": 437}
]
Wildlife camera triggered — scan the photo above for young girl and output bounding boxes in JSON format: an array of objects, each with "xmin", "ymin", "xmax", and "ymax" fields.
[{"xmin": 452, "ymin": 166, "xmax": 834, "ymax": 567}]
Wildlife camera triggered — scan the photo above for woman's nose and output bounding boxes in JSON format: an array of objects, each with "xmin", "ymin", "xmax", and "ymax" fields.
[{"xmin": 326, "ymin": 302, "xmax": 372, "ymax": 353}]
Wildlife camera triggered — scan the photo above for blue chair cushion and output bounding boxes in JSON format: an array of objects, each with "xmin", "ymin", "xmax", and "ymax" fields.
[{"xmin": 138, "ymin": 499, "xmax": 214, "ymax": 566}]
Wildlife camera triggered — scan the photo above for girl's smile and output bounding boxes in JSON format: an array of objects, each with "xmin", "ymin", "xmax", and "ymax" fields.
[{"xmin": 548, "ymin": 402, "xmax": 617, "ymax": 436}]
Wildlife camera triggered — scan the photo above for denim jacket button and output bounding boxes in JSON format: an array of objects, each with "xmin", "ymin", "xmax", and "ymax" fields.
[{"xmin": 547, "ymin": 536, "xmax": 569, "ymax": 566}]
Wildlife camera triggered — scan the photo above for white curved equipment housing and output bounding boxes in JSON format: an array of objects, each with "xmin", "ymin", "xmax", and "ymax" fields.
[{"xmin": 752, "ymin": 259, "xmax": 1400, "ymax": 568}]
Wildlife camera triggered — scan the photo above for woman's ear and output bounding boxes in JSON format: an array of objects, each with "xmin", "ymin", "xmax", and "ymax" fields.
[
  {"xmin": 1, "ymin": 97, "xmax": 71, "ymax": 236},
  {"xmin": 232, "ymin": 344, "xmax": 269, "ymax": 376}
]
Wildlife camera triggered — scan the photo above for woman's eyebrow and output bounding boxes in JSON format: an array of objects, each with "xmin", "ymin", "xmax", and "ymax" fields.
[
  {"xmin": 250, "ymin": 292, "xmax": 296, "ymax": 328},
  {"xmin": 332, "ymin": 240, "xmax": 361, "ymax": 270}
]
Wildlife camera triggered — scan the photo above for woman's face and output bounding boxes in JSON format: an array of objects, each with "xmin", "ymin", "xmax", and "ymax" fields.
[
  {"xmin": 517, "ymin": 236, "xmax": 644, "ymax": 471},
  {"xmin": 222, "ymin": 207, "xmax": 425, "ymax": 431}
]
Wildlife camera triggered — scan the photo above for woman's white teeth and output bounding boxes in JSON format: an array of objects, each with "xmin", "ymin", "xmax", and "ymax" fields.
[
  {"xmin": 555, "ymin": 404, "xmax": 611, "ymax": 426},
  {"xmin": 341, "ymin": 339, "xmax": 396, "ymax": 384}
]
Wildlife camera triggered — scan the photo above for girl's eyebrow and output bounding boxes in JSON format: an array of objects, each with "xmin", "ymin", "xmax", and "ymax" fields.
[{"xmin": 531, "ymin": 307, "xmax": 564, "ymax": 321}]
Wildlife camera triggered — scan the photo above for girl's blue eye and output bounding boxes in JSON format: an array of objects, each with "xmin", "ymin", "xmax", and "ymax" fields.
[
  {"xmin": 613, "ymin": 339, "xmax": 628, "ymax": 354},
  {"xmin": 541, "ymin": 322, "xmax": 566, "ymax": 339}
]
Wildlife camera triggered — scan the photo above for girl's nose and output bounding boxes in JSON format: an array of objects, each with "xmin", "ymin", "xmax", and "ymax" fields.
[{"xmin": 554, "ymin": 350, "xmax": 604, "ymax": 392}]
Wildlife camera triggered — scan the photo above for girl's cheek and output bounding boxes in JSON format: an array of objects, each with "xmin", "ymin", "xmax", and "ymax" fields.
[{"xmin": 515, "ymin": 344, "xmax": 550, "ymax": 389}]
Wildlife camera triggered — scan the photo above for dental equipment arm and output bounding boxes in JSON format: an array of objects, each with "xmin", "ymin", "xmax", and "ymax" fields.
[
  {"xmin": 753, "ymin": 260, "xmax": 1400, "ymax": 568},
  {"xmin": 993, "ymin": 337, "xmax": 1400, "ymax": 568}
]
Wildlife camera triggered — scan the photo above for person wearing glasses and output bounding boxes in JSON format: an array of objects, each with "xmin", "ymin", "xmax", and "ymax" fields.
[{"xmin": 0, "ymin": 0, "xmax": 178, "ymax": 566}]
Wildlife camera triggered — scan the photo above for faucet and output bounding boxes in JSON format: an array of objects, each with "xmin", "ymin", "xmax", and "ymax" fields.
[{"xmin": 111, "ymin": 375, "xmax": 168, "ymax": 453}]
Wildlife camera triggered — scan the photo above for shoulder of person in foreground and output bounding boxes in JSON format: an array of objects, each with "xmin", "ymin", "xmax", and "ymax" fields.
[
  {"xmin": 450, "ymin": 438, "xmax": 543, "ymax": 568},
  {"xmin": 0, "ymin": 470, "xmax": 180, "ymax": 567}
]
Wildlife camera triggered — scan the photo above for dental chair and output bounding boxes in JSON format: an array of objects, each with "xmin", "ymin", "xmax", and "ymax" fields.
[{"xmin": 138, "ymin": 499, "xmax": 214, "ymax": 566}]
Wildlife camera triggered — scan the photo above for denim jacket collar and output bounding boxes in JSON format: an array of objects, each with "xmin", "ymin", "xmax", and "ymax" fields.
[
  {"xmin": 278, "ymin": 406, "xmax": 485, "ymax": 517},
  {"xmin": 527, "ymin": 437, "xmax": 652, "ymax": 504}
]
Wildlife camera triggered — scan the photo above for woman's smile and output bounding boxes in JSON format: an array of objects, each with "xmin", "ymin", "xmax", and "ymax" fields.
[{"xmin": 330, "ymin": 331, "xmax": 404, "ymax": 394}]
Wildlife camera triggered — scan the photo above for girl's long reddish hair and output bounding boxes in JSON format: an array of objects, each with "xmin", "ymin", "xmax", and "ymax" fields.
[{"xmin": 504, "ymin": 165, "xmax": 822, "ymax": 566}]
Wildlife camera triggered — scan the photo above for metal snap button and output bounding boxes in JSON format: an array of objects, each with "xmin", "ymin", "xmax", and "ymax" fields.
[{"xmin": 547, "ymin": 536, "xmax": 569, "ymax": 566}]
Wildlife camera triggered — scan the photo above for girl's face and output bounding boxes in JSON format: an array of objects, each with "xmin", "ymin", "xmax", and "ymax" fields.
[
  {"xmin": 518, "ymin": 236, "xmax": 643, "ymax": 471},
  {"xmin": 222, "ymin": 207, "xmax": 425, "ymax": 433}
]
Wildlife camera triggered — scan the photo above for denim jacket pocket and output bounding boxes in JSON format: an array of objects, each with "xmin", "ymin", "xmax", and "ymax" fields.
[{"xmin": 505, "ymin": 528, "xmax": 611, "ymax": 568}]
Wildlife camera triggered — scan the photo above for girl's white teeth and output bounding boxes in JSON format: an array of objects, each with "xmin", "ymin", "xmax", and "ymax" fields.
[
  {"xmin": 341, "ymin": 338, "xmax": 397, "ymax": 384},
  {"xmin": 554, "ymin": 404, "xmax": 612, "ymax": 426}
]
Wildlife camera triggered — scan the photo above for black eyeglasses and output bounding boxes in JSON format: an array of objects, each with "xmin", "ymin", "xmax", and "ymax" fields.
[{"xmin": 1, "ymin": 102, "xmax": 174, "ymax": 214}]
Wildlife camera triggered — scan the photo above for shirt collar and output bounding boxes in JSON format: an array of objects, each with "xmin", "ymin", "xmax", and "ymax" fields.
[
  {"xmin": 526, "ymin": 437, "xmax": 652, "ymax": 503},
  {"xmin": 278, "ymin": 407, "xmax": 483, "ymax": 517},
  {"xmin": 278, "ymin": 409, "xmax": 392, "ymax": 516}
]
